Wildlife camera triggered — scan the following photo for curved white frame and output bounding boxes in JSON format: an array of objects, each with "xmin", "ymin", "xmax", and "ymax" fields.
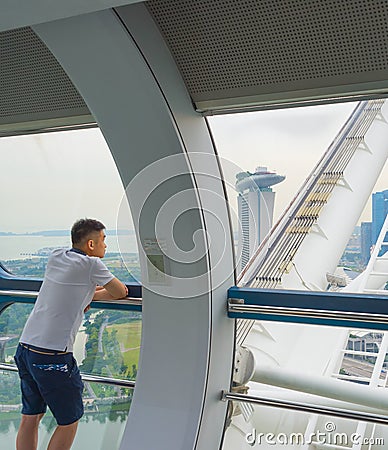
[{"xmin": 34, "ymin": 5, "xmax": 236, "ymax": 450}]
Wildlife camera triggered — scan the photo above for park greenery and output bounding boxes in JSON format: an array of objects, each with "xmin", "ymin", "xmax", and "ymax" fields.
[{"xmin": 80, "ymin": 310, "xmax": 141, "ymax": 381}]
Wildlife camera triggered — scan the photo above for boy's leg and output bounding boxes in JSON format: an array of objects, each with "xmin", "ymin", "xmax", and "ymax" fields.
[
  {"xmin": 16, "ymin": 413, "xmax": 44, "ymax": 450},
  {"xmin": 47, "ymin": 421, "xmax": 79, "ymax": 450},
  {"xmin": 36, "ymin": 354, "xmax": 84, "ymax": 448},
  {"xmin": 14, "ymin": 345, "xmax": 47, "ymax": 450}
]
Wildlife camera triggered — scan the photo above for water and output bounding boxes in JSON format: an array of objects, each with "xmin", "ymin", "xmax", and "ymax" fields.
[
  {"xmin": 0, "ymin": 409, "xmax": 129, "ymax": 449},
  {"xmin": 0, "ymin": 234, "xmax": 138, "ymax": 261}
]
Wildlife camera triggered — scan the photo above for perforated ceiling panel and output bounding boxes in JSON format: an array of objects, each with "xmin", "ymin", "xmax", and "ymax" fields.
[
  {"xmin": 0, "ymin": 27, "xmax": 92, "ymax": 133},
  {"xmin": 146, "ymin": 0, "xmax": 388, "ymax": 112}
]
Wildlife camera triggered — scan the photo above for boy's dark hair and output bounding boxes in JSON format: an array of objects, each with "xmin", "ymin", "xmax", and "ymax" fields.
[{"xmin": 71, "ymin": 218, "xmax": 105, "ymax": 245}]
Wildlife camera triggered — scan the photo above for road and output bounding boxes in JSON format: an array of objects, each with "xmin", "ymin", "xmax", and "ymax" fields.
[
  {"xmin": 342, "ymin": 356, "xmax": 385, "ymax": 380},
  {"xmin": 98, "ymin": 317, "xmax": 109, "ymax": 353}
]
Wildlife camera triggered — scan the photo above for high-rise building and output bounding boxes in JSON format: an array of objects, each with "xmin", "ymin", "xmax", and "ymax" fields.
[
  {"xmin": 372, "ymin": 189, "xmax": 388, "ymax": 256},
  {"xmin": 372, "ymin": 189, "xmax": 388, "ymax": 243},
  {"xmin": 361, "ymin": 221, "xmax": 372, "ymax": 266},
  {"xmin": 236, "ymin": 167, "xmax": 285, "ymax": 271}
]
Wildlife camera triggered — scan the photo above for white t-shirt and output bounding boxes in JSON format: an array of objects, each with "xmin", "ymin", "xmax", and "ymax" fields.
[{"xmin": 20, "ymin": 248, "xmax": 115, "ymax": 352}]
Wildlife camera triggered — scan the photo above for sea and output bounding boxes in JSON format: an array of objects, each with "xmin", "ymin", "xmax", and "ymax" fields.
[
  {"xmin": 0, "ymin": 234, "xmax": 139, "ymax": 261},
  {"xmin": 0, "ymin": 411, "xmax": 129, "ymax": 449}
]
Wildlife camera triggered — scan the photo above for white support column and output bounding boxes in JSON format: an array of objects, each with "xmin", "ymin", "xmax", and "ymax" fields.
[{"xmin": 34, "ymin": 5, "xmax": 235, "ymax": 450}]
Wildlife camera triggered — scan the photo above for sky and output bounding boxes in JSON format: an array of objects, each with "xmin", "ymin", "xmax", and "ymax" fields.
[
  {"xmin": 0, "ymin": 128, "xmax": 126, "ymax": 233},
  {"xmin": 0, "ymin": 101, "xmax": 387, "ymax": 233}
]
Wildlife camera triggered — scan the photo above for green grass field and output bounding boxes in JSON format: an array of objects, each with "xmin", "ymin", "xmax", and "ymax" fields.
[{"xmin": 106, "ymin": 321, "xmax": 142, "ymax": 373}]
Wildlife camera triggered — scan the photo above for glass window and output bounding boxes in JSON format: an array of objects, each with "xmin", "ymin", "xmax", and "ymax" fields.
[
  {"xmin": 223, "ymin": 399, "xmax": 387, "ymax": 449},
  {"xmin": 78, "ymin": 308, "xmax": 141, "ymax": 381},
  {"xmin": 0, "ymin": 303, "xmax": 141, "ymax": 381},
  {"xmin": 0, "ymin": 128, "xmax": 140, "ymax": 283},
  {"xmin": 221, "ymin": 320, "xmax": 388, "ymax": 450},
  {"xmin": 0, "ymin": 303, "xmax": 139, "ymax": 450},
  {"xmin": 0, "ymin": 127, "xmax": 141, "ymax": 449},
  {"xmin": 209, "ymin": 100, "xmax": 388, "ymax": 283},
  {"xmin": 0, "ymin": 369, "xmax": 133, "ymax": 450},
  {"xmin": 208, "ymin": 99, "xmax": 388, "ymax": 449}
]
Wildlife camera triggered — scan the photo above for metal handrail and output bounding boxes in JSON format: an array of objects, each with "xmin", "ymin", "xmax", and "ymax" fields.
[
  {"xmin": 0, "ymin": 363, "xmax": 135, "ymax": 388},
  {"xmin": 222, "ymin": 391, "xmax": 388, "ymax": 425},
  {"xmin": 0, "ymin": 289, "xmax": 143, "ymax": 309},
  {"xmin": 0, "ymin": 290, "xmax": 38, "ymax": 298},
  {"xmin": 228, "ymin": 286, "xmax": 388, "ymax": 329},
  {"xmin": 228, "ymin": 302, "xmax": 388, "ymax": 325}
]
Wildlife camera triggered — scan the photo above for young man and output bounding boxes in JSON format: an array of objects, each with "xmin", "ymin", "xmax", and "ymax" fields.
[{"xmin": 14, "ymin": 218, "xmax": 128, "ymax": 450}]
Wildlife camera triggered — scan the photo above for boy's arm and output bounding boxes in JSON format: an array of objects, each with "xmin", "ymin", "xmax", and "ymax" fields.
[{"xmin": 92, "ymin": 278, "xmax": 128, "ymax": 300}]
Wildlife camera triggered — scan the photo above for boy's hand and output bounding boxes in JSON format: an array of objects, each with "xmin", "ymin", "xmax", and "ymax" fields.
[
  {"xmin": 84, "ymin": 304, "xmax": 91, "ymax": 313},
  {"xmin": 93, "ymin": 278, "xmax": 128, "ymax": 300}
]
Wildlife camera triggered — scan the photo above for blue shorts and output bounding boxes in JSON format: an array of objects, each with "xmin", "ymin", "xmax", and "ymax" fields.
[{"xmin": 14, "ymin": 343, "xmax": 84, "ymax": 425}]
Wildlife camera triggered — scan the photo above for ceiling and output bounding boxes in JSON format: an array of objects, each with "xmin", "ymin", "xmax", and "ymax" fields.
[
  {"xmin": 1, "ymin": 1, "xmax": 388, "ymax": 133},
  {"xmin": 146, "ymin": 0, "xmax": 388, "ymax": 113},
  {"xmin": 0, "ymin": 0, "xmax": 141, "ymax": 32}
]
